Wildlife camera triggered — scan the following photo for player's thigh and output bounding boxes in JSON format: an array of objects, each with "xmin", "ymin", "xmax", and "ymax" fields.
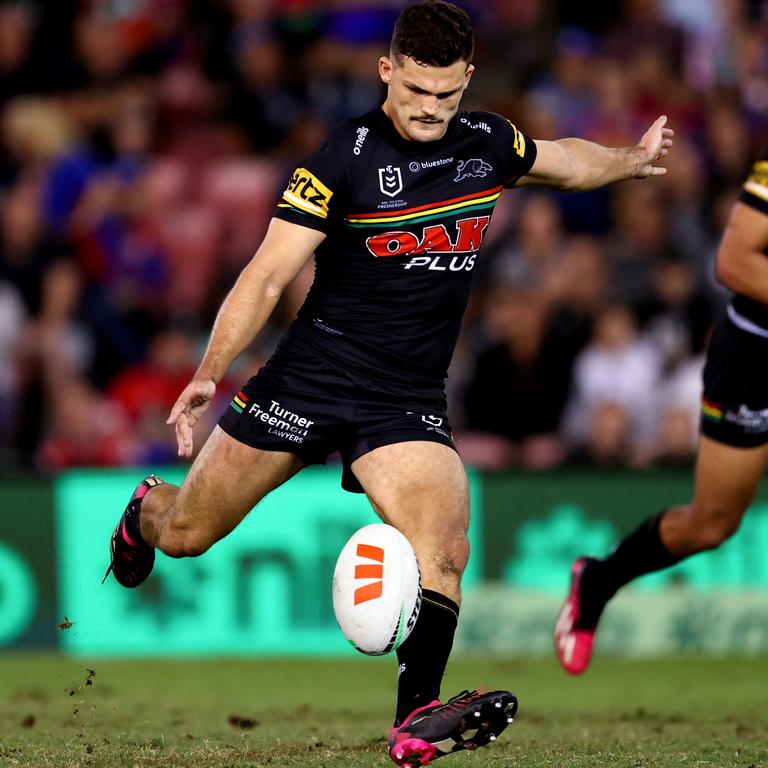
[
  {"xmin": 690, "ymin": 435, "xmax": 768, "ymax": 529},
  {"xmin": 351, "ymin": 440, "xmax": 470, "ymax": 564},
  {"xmin": 172, "ymin": 425, "xmax": 303, "ymax": 546}
]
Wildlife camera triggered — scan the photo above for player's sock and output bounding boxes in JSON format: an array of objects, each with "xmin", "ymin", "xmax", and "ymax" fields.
[
  {"xmin": 122, "ymin": 495, "xmax": 146, "ymax": 545},
  {"xmin": 394, "ymin": 589, "xmax": 459, "ymax": 726},
  {"xmin": 578, "ymin": 510, "xmax": 681, "ymax": 627}
]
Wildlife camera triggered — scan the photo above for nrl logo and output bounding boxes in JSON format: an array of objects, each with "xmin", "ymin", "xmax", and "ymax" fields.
[
  {"xmin": 454, "ymin": 158, "xmax": 493, "ymax": 182},
  {"xmin": 378, "ymin": 165, "xmax": 403, "ymax": 197}
]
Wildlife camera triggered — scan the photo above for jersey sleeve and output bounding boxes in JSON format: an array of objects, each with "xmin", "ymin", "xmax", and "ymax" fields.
[
  {"xmin": 274, "ymin": 124, "xmax": 356, "ymax": 233},
  {"xmin": 478, "ymin": 112, "xmax": 538, "ymax": 187},
  {"xmin": 740, "ymin": 151, "xmax": 768, "ymax": 216}
]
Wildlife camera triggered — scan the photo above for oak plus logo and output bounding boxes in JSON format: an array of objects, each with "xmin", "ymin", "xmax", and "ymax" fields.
[
  {"xmin": 365, "ymin": 215, "xmax": 490, "ymax": 272},
  {"xmin": 454, "ymin": 158, "xmax": 493, "ymax": 182},
  {"xmin": 378, "ymin": 165, "xmax": 403, "ymax": 197},
  {"xmin": 353, "ymin": 543, "xmax": 384, "ymax": 604}
]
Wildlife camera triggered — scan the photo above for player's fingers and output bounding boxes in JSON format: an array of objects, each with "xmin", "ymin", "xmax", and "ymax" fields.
[
  {"xmin": 166, "ymin": 399, "xmax": 187, "ymax": 425},
  {"xmin": 650, "ymin": 166, "xmax": 667, "ymax": 176},
  {"xmin": 176, "ymin": 413, "xmax": 194, "ymax": 457},
  {"xmin": 662, "ymin": 127, "xmax": 674, "ymax": 137}
]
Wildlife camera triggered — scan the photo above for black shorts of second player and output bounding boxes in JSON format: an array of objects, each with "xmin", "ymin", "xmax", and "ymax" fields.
[
  {"xmin": 700, "ymin": 315, "xmax": 768, "ymax": 448},
  {"xmin": 217, "ymin": 335, "xmax": 456, "ymax": 493}
]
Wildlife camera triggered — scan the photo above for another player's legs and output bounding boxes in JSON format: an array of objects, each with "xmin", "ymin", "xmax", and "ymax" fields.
[
  {"xmin": 104, "ymin": 426, "xmax": 303, "ymax": 587},
  {"xmin": 555, "ymin": 436, "xmax": 768, "ymax": 674},
  {"xmin": 352, "ymin": 441, "xmax": 517, "ymax": 767}
]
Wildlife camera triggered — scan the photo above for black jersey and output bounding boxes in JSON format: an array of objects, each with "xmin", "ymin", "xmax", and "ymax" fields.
[
  {"xmin": 732, "ymin": 151, "xmax": 768, "ymax": 332},
  {"xmin": 273, "ymin": 106, "xmax": 537, "ymax": 386}
]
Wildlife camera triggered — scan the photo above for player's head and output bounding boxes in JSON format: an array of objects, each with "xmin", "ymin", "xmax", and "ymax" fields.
[{"xmin": 380, "ymin": 1, "xmax": 475, "ymax": 143}]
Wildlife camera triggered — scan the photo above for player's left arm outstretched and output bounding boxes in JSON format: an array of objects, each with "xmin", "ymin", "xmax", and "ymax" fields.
[{"xmin": 517, "ymin": 115, "xmax": 674, "ymax": 191}]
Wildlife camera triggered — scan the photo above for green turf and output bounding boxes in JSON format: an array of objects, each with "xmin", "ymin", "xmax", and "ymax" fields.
[{"xmin": 0, "ymin": 653, "xmax": 766, "ymax": 767}]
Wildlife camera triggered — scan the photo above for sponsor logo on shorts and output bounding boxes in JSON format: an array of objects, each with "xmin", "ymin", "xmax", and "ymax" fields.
[
  {"xmin": 406, "ymin": 412, "xmax": 452, "ymax": 439},
  {"xmin": 724, "ymin": 404, "xmax": 768, "ymax": 433},
  {"xmin": 247, "ymin": 400, "xmax": 315, "ymax": 443},
  {"xmin": 454, "ymin": 158, "xmax": 493, "ymax": 182}
]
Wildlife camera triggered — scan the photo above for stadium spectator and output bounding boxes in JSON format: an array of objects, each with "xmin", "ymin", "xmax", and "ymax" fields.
[
  {"xmin": 107, "ymin": 327, "xmax": 198, "ymax": 465},
  {"xmin": 562, "ymin": 304, "xmax": 663, "ymax": 465},
  {"xmin": 37, "ymin": 376, "xmax": 135, "ymax": 471},
  {"xmin": 0, "ymin": 276, "xmax": 26, "ymax": 465},
  {"xmin": 461, "ymin": 283, "xmax": 570, "ymax": 469}
]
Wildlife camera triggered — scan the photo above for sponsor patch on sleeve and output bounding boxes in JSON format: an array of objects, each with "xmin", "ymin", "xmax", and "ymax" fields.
[
  {"xmin": 505, "ymin": 120, "xmax": 526, "ymax": 159},
  {"xmin": 281, "ymin": 167, "xmax": 333, "ymax": 219},
  {"xmin": 743, "ymin": 160, "xmax": 768, "ymax": 203}
]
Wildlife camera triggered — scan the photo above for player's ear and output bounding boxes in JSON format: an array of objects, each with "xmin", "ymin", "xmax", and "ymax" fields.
[
  {"xmin": 379, "ymin": 55, "xmax": 393, "ymax": 85},
  {"xmin": 463, "ymin": 63, "xmax": 475, "ymax": 89}
]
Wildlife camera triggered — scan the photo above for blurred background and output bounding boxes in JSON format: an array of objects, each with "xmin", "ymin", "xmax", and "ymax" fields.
[{"xmin": 1, "ymin": 0, "xmax": 768, "ymax": 659}]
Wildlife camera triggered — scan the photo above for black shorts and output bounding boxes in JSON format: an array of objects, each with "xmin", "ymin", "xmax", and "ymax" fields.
[
  {"xmin": 218, "ymin": 334, "xmax": 455, "ymax": 492},
  {"xmin": 700, "ymin": 316, "xmax": 768, "ymax": 448}
]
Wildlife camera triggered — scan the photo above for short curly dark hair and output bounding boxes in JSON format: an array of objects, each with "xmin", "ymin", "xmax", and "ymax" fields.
[{"xmin": 391, "ymin": 1, "xmax": 474, "ymax": 67}]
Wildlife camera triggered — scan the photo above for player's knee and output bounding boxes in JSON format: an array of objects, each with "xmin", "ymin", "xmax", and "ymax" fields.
[
  {"xmin": 438, "ymin": 527, "xmax": 470, "ymax": 577},
  {"xmin": 157, "ymin": 524, "xmax": 214, "ymax": 559},
  {"xmin": 691, "ymin": 511, "xmax": 742, "ymax": 551}
]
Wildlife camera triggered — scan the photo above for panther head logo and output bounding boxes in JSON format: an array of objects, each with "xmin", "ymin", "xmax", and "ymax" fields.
[{"xmin": 454, "ymin": 158, "xmax": 493, "ymax": 182}]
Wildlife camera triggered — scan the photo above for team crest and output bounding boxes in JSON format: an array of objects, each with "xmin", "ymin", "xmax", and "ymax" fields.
[
  {"xmin": 454, "ymin": 158, "xmax": 493, "ymax": 182},
  {"xmin": 378, "ymin": 165, "xmax": 403, "ymax": 197}
]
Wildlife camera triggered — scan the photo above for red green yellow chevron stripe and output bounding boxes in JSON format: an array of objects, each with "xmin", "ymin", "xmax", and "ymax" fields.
[
  {"xmin": 701, "ymin": 398, "xmax": 723, "ymax": 422},
  {"xmin": 230, "ymin": 391, "xmax": 249, "ymax": 414},
  {"xmin": 344, "ymin": 185, "xmax": 503, "ymax": 228}
]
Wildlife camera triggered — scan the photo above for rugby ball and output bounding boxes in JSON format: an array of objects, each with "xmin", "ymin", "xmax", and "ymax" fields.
[{"xmin": 332, "ymin": 523, "xmax": 421, "ymax": 655}]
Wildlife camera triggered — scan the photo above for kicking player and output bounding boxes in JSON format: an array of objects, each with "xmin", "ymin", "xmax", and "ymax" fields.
[
  {"xmin": 104, "ymin": 2, "xmax": 672, "ymax": 765},
  {"xmin": 555, "ymin": 145, "xmax": 768, "ymax": 676}
]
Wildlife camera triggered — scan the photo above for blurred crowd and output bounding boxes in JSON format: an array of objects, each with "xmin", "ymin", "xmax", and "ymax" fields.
[{"xmin": 0, "ymin": 0, "xmax": 766, "ymax": 474}]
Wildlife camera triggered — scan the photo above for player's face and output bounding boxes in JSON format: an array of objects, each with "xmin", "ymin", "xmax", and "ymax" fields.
[{"xmin": 379, "ymin": 55, "xmax": 474, "ymax": 143}]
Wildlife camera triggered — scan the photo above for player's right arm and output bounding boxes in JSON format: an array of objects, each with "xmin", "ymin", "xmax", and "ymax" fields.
[
  {"xmin": 716, "ymin": 156, "xmax": 768, "ymax": 303},
  {"xmin": 167, "ymin": 218, "xmax": 325, "ymax": 456}
]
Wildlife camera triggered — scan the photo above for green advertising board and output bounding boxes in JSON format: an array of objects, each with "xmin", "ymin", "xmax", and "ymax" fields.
[
  {"xmin": 0, "ymin": 479, "xmax": 56, "ymax": 648},
  {"xmin": 1, "ymin": 469, "xmax": 766, "ymax": 656},
  {"xmin": 455, "ymin": 471, "xmax": 768, "ymax": 657},
  {"xmin": 54, "ymin": 467, "xmax": 482, "ymax": 657}
]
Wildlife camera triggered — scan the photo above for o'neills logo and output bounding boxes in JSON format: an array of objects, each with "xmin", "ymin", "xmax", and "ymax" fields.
[
  {"xmin": 353, "ymin": 126, "xmax": 369, "ymax": 155},
  {"xmin": 365, "ymin": 215, "xmax": 490, "ymax": 271}
]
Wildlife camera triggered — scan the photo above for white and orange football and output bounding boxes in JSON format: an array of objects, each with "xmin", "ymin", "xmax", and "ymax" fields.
[{"xmin": 332, "ymin": 523, "xmax": 421, "ymax": 655}]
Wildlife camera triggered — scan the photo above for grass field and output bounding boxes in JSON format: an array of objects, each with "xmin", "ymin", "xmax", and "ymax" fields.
[{"xmin": 0, "ymin": 653, "xmax": 766, "ymax": 767}]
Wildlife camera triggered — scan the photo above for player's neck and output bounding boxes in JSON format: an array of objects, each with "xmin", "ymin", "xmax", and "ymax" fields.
[{"xmin": 380, "ymin": 100, "xmax": 409, "ymax": 141}]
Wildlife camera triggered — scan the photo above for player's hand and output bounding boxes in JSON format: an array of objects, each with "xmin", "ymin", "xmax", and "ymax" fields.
[
  {"xmin": 634, "ymin": 115, "xmax": 674, "ymax": 178},
  {"xmin": 166, "ymin": 378, "xmax": 217, "ymax": 458}
]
